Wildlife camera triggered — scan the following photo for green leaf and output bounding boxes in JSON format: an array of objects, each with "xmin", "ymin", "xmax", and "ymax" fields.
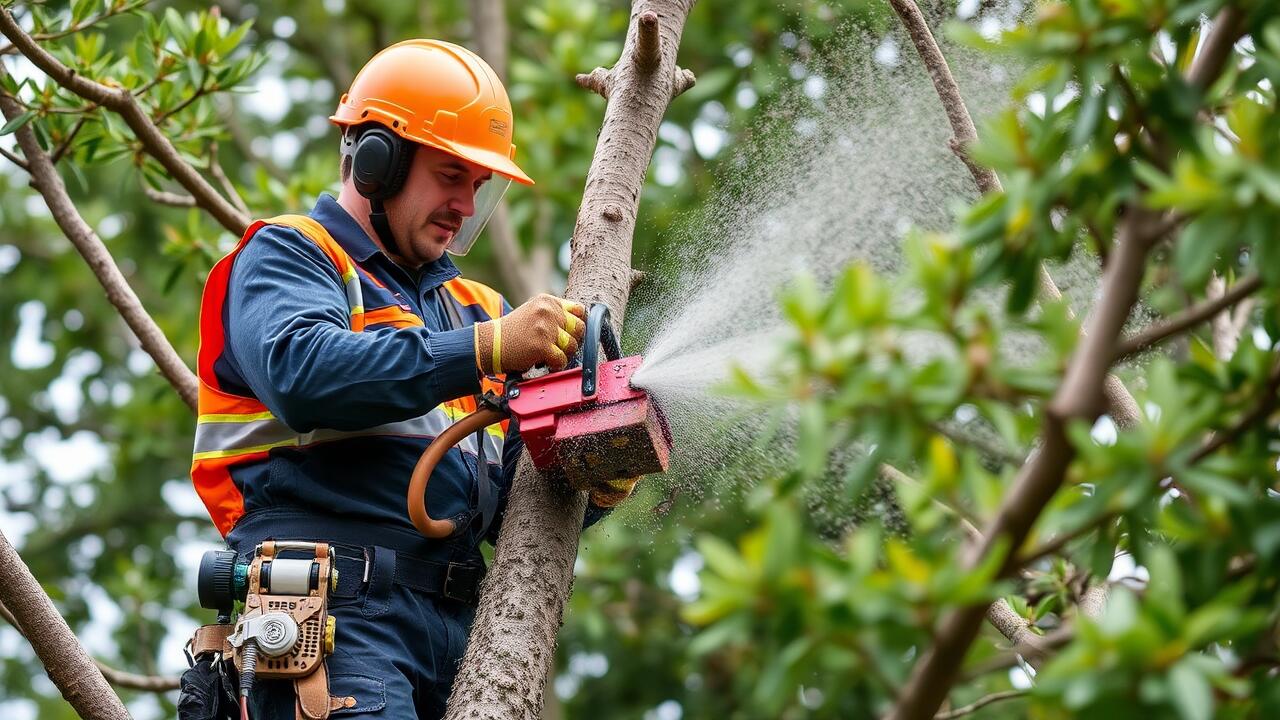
[
  {"xmin": 681, "ymin": 67, "xmax": 737, "ymax": 105},
  {"xmin": 696, "ymin": 536, "xmax": 750, "ymax": 583},
  {"xmin": 70, "ymin": 0, "xmax": 98, "ymax": 26},
  {"xmin": 0, "ymin": 110, "xmax": 36, "ymax": 136},
  {"xmin": 1169, "ymin": 658, "xmax": 1213, "ymax": 720},
  {"xmin": 1174, "ymin": 216, "xmax": 1235, "ymax": 288},
  {"xmin": 164, "ymin": 8, "xmax": 192, "ymax": 50}
]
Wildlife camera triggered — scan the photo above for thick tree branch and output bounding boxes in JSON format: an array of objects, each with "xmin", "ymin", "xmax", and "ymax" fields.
[
  {"xmin": 880, "ymin": 464, "xmax": 1048, "ymax": 652},
  {"xmin": 445, "ymin": 3, "xmax": 696, "ymax": 718},
  {"xmin": 1115, "ymin": 274, "xmax": 1262, "ymax": 361},
  {"xmin": 1186, "ymin": 7, "xmax": 1245, "ymax": 91},
  {"xmin": 0, "ymin": 529, "xmax": 129, "ymax": 718},
  {"xmin": 635, "ymin": 11, "xmax": 661, "ymax": 70},
  {"xmin": 889, "ymin": 7, "xmax": 1246, "ymax": 716},
  {"xmin": 0, "ymin": 6, "xmax": 251, "ymax": 235},
  {"xmin": 887, "ymin": 0, "xmax": 999, "ymax": 195},
  {"xmin": 886, "ymin": 0, "xmax": 1141, "ymax": 430},
  {"xmin": 0, "ymin": 600, "xmax": 180, "ymax": 693},
  {"xmin": 0, "ymin": 80, "xmax": 200, "ymax": 411},
  {"xmin": 891, "ymin": 213, "xmax": 1155, "ymax": 720}
]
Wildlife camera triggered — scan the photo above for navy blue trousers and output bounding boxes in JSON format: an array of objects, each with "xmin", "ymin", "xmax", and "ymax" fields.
[{"xmin": 236, "ymin": 544, "xmax": 476, "ymax": 720}]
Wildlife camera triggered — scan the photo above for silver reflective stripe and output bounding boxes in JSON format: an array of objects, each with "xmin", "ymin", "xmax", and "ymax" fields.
[
  {"xmin": 480, "ymin": 429, "xmax": 504, "ymax": 463},
  {"xmin": 342, "ymin": 267, "xmax": 363, "ymax": 318},
  {"xmin": 304, "ymin": 406, "xmax": 455, "ymax": 445},
  {"xmin": 196, "ymin": 405, "xmax": 504, "ymax": 459},
  {"xmin": 193, "ymin": 417, "xmax": 300, "ymax": 457}
]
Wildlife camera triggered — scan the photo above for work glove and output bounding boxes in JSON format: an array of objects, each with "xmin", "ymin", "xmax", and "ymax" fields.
[
  {"xmin": 587, "ymin": 476, "xmax": 641, "ymax": 508},
  {"xmin": 475, "ymin": 293, "xmax": 586, "ymax": 375}
]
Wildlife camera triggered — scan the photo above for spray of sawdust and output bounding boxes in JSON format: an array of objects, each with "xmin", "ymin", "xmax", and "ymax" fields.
[{"xmin": 620, "ymin": 12, "xmax": 1121, "ymax": 529}]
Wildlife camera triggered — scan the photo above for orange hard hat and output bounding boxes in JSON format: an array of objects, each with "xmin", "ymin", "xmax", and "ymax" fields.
[{"xmin": 330, "ymin": 39, "xmax": 533, "ymax": 186}]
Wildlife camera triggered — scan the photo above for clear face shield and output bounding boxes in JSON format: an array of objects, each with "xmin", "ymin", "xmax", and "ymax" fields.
[{"xmin": 446, "ymin": 175, "xmax": 512, "ymax": 256}]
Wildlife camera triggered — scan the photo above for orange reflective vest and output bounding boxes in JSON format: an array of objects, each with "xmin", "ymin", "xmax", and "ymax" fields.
[{"xmin": 191, "ymin": 215, "xmax": 506, "ymax": 536}]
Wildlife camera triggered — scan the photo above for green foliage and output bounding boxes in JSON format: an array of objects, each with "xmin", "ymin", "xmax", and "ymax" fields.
[{"xmin": 3, "ymin": 1, "xmax": 1280, "ymax": 719}]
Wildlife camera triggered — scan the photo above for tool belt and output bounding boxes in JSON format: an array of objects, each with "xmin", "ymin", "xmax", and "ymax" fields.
[{"xmin": 229, "ymin": 509, "xmax": 488, "ymax": 605}]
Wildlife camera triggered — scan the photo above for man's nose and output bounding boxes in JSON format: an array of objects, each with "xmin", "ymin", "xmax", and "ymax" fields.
[{"xmin": 448, "ymin": 187, "xmax": 476, "ymax": 218}]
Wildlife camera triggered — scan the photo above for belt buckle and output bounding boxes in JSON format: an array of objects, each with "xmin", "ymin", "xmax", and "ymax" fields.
[{"xmin": 442, "ymin": 562, "xmax": 479, "ymax": 604}]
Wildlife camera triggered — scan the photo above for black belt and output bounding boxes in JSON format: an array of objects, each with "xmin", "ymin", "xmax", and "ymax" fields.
[
  {"xmin": 332, "ymin": 551, "xmax": 485, "ymax": 605},
  {"xmin": 229, "ymin": 510, "xmax": 487, "ymax": 605}
]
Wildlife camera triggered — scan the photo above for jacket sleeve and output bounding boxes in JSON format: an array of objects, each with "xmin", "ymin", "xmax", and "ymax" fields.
[{"xmin": 224, "ymin": 225, "xmax": 480, "ymax": 432}]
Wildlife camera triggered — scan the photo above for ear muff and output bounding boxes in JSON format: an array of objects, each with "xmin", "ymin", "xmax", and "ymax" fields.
[{"xmin": 350, "ymin": 125, "xmax": 416, "ymax": 200}]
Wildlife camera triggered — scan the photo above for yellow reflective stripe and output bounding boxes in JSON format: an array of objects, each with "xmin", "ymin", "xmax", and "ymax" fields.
[
  {"xmin": 197, "ymin": 411, "xmax": 277, "ymax": 424},
  {"xmin": 193, "ymin": 413, "xmax": 504, "ymax": 462}
]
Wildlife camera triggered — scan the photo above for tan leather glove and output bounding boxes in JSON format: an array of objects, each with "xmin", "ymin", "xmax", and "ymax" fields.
[
  {"xmin": 475, "ymin": 294, "xmax": 586, "ymax": 375},
  {"xmin": 588, "ymin": 476, "xmax": 641, "ymax": 508}
]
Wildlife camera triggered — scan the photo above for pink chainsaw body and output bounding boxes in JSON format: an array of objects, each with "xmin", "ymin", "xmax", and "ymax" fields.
[{"xmin": 506, "ymin": 355, "xmax": 671, "ymax": 483}]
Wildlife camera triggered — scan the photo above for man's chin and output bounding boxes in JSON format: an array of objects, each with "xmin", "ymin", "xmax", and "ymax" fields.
[{"xmin": 410, "ymin": 235, "xmax": 451, "ymax": 264}]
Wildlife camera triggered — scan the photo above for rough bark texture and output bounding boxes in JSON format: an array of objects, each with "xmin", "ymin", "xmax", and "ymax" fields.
[
  {"xmin": 0, "ymin": 530, "xmax": 130, "ymax": 719},
  {"xmin": 444, "ymin": 3, "xmax": 696, "ymax": 718},
  {"xmin": 0, "ymin": 73, "xmax": 199, "ymax": 411}
]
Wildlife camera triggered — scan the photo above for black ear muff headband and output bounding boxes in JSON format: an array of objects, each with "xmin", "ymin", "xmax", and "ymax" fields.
[{"xmin": 344, "ymin": 125, "xmax": 417, "ymax": 259}]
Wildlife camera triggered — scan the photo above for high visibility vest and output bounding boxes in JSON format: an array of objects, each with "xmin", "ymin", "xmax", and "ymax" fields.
[{"xmin": 191, "ymin": 214, "xmax": 507, "ymax": 537}]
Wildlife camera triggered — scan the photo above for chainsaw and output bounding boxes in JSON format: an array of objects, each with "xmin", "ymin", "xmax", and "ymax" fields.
[{"xmin": 407, "ymin": 303, "xmax": 672, "ymax": 538}]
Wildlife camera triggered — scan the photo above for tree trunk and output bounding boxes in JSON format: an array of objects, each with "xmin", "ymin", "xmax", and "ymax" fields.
[
  {"xmin": 0, "ymin": 529, "xmax": 130, "ymax": 720},
  {"xmin": 444, "ymin": 3, "xmax": 697, "ymax": 718}
]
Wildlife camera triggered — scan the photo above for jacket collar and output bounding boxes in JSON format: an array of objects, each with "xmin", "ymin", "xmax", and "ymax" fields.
[{"xmin": 310, "ymin": 193, "xmax": 461, "ymax": 288}]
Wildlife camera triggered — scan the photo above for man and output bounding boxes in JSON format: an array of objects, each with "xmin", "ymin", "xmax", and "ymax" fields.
[{"xmin": 190, "ymin": 39, "xmax": 637, "ymax": 718}]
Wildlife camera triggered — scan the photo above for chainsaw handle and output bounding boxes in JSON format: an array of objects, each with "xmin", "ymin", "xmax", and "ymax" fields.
[{"xmin": 580, "ymin": 303, "xmax": 621, "ymax": 397}]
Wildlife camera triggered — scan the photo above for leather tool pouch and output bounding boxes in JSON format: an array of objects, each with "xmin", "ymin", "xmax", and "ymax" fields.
[{"xmin": 230, "ymin": 541, "xmax": 352, "ymax": 720}]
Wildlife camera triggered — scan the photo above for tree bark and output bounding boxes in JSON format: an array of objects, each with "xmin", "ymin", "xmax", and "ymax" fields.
[
  {"xmin": 0, "ymin": 529, "xmax": 130, "ymax": 719},
  {"xmin": 444, "ymin": 3, "xmax": 696, "ymax": 718},
  {"xmin": 888, "ymin": 8, "xmax": 1246, "ymax": 718}
]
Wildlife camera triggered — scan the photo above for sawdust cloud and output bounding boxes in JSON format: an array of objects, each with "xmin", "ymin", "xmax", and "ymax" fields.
[{"xmin": 617, "ymin": 8, "xmax": 1121, "ymax": 530}]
